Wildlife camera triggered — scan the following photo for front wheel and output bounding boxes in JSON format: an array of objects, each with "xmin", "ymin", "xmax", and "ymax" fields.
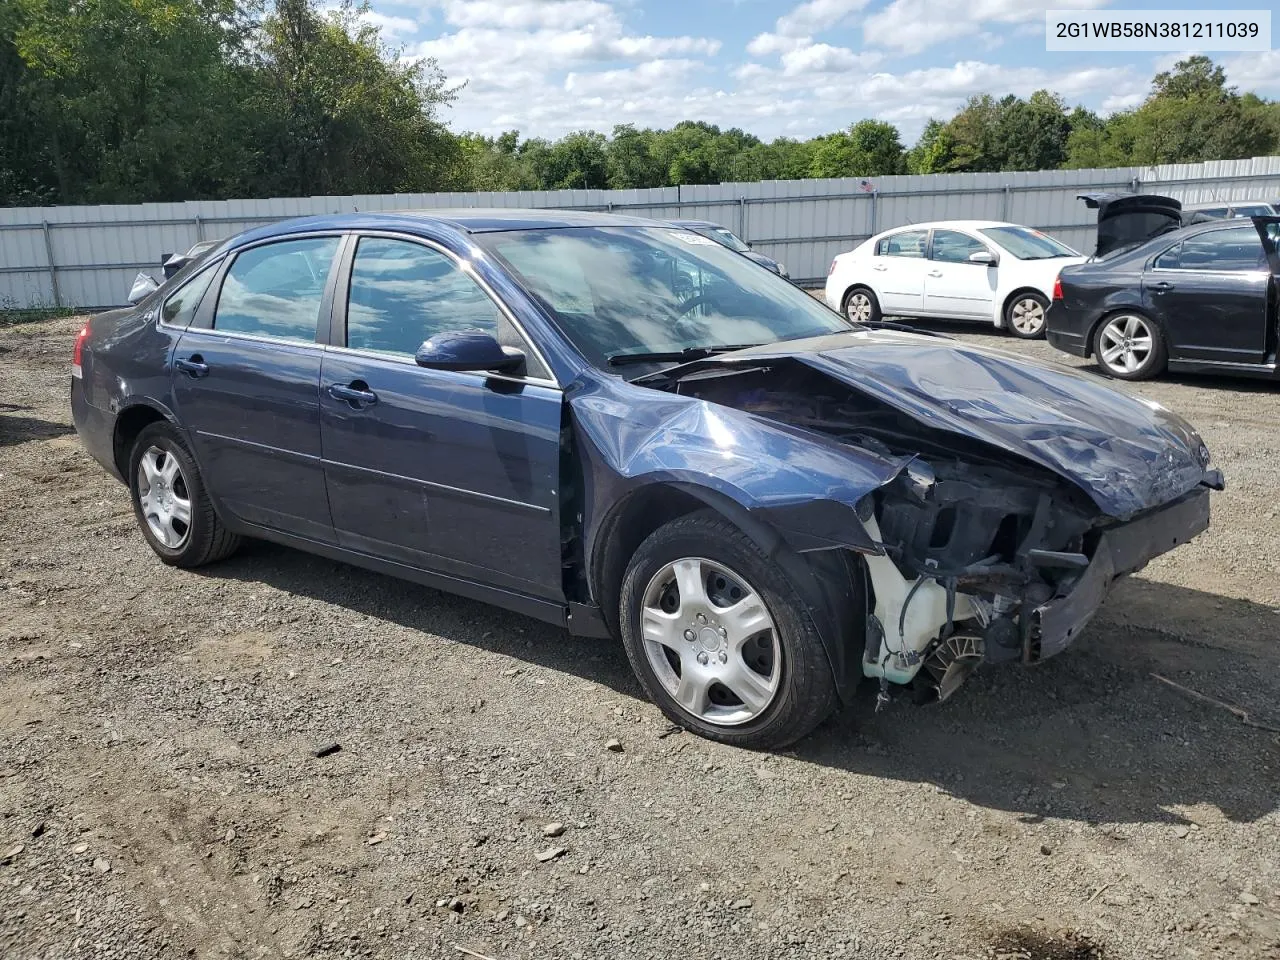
[
  {"xmin": 1093, "ymin": 312, "xmax": 1167, "ymax": 380},
  {"xmin": 128, "ymin": 422, "xmax": 241, "ymax": 567},
  {"xmin": 1005, "ymin": 292, "xmax": 1049, "ymax": 339},
  {"xmin": 618, "ymin": 510, "xmax": 838, "ymax": 749}
]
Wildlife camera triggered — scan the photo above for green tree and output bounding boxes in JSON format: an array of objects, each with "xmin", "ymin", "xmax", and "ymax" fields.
[
  {"xmin": 906, "ymin": 120, "xmax": 954, "ymax": 174},
  {"xmin": 808, "ymin": 120, "xmax": 905, "ymax": 178},
  {"xmin": 249, "ymin": 0, "xmax": 461, "ymax": 197}
]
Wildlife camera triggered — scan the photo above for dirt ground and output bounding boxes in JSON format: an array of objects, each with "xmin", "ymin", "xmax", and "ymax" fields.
[{"xmin": 1, "ymin": 314, "xmax": 1278, "ymax": 960}]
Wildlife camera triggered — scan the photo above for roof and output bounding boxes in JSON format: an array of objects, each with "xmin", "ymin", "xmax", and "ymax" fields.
[
  {"xmin": 873, "ymin": 220, "xmax": 1016, "ymax": 234},
  {"xmin": 232, "ymin": 208, "xmax": 667, "ymax": 248}
]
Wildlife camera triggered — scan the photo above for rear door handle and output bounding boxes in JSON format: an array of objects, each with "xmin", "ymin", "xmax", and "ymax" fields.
[
  {"xmin": 927, "ymin": 270, "xmax": 943, "ymax": 278},
  {"xmin": 329, "ymin": 383, "xmax": 378, "ymax": 406},
  {"xmin": 872, "ymin": 263, "xmax": 888, "ymax": 271},
  {"xmin": 1149, "ymin": 280, "xmax": 1175, "ymax": 292},
  {"xmin": 174, "ymin": 356, "xmax": 209, "ymax": 378}
]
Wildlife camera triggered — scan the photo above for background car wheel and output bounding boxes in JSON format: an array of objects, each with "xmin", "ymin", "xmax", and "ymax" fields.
[
  {"xmin": 1093, "ymin": 312, "xmax": 1167, "ymax": 380},
  {"xmin": 128, "ymin": 422, "xmax": 241, "ymax": 567},
  {"xmin": 842, "ymin": 287, "xmax": 881, "ymax": 325},
  {"xmin": 618, "ymin": 510, "xmax": 839, "ymax": 749},
  {"xmin": 1005, "ymin": 291, "xmax": 1049, "ymax": 339}
]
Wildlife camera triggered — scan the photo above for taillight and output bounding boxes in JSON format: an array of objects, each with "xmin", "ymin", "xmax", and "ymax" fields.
[
  {"xmin": 72, "ymin": 324, "xmax": 89, "ymax": 379},
  {"xmin": 828, "ymin": 258, "xmax": 838, "ymax": 276},
  {"xmin": 1052, "ymin": 275, "xmax": 1063, "ymax": 301}
]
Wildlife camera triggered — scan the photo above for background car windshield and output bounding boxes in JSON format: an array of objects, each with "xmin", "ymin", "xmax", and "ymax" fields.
[
  {"xmin": 481, "ymin": 227, "xmax": 849, "ymax": 366},
  {"xmin": 708, "ymin": 227, "xmax": 751, "ymax": 252},
  {"xmin": 1230, "ymin": 203, "xmax": 1275, "ymax": 217},
  {"xmin": 978, "ymin": 226, "xmax": 1079, "ymax": 259}
]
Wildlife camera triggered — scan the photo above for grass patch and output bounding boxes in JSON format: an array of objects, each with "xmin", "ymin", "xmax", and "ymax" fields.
[{"xmin": 0, "ymin": 306, "xmax": 76, "ymax": 327}]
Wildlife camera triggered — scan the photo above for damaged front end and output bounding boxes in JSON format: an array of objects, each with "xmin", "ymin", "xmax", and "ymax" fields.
[{"xmin": 661, "ymin": 345, "xmax": 1218, "ymax": 704}]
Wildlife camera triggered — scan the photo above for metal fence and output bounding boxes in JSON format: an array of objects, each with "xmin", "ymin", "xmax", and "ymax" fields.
[{"xmin": 3, "ymin": 156, "xmax": 1280, "ymax": 310}]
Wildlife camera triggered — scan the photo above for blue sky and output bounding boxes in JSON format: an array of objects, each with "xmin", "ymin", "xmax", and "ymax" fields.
[{"xmin": 363, "ymin": 0, "xmax": 1279, "ymax": 143}]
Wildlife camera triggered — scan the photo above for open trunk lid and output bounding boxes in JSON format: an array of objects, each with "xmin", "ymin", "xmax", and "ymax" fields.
[{"xmin": 1078, "ymin": 192, "xmax": 1184, "ymax": 258}]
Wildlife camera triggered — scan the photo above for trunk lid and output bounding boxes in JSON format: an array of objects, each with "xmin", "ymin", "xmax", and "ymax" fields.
[{"xmin": 1078, "ymin": 192, "xmax": 1184, "ymax": 258}]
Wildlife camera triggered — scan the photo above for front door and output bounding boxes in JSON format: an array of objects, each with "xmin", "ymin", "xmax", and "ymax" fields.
[
  {"xmin": 922, "ymin": 229, "xmax": 997, "ymax": 319},
  {"xmin": 1143, "ymin": 224, "xmax": 1270, "ymax": 364},
  {"xmin": 870, "ymin": 229, "xmax": 928, "ymax": 315},
  {"xmin": 319, "ymin": 234, "xmax": 565, "ymax": 600},
  {"xmin": 172, "ymin": 235, "xmax": 343, "ymax": 542}
]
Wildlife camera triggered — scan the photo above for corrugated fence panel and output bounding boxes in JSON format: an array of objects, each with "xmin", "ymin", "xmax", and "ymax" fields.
[{"xmin": 5, "ymin": 156, "xmax": 1280, "ymax": 308}]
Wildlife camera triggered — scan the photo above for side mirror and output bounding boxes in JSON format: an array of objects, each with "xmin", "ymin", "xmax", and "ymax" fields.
[
  {"xmin": 968, "ymin": 250, "xmax": 997, "ymax": 266},
  {"xmin": 415, "ymin": 330, "xmax": 525, "ymax": 374},
  {"xmin": 128, "ymin": 271, "xmax": 160, "ymax": 304}
]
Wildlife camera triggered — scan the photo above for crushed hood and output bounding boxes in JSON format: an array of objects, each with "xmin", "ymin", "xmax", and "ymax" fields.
[
  {"xmin": 1077, "ymin": 192, "xmax": 1184, "ymax": 258},
  {"xmin": 680, "ymin": 330, "xmax": 1216, "ymax": 519}
]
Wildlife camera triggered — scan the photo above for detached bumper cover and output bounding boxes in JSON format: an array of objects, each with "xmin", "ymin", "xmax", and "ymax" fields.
[{"xmin": 1033, "ymin": 485, "xmax": 1212, "ymax": 660}]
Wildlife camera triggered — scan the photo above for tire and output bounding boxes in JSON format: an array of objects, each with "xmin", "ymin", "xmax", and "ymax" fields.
[
  {"xmin": 1005, "ymin": 291, "xmax": 1049, "ymax": 339},
  {"xmin": 128, "ymin": 422, "xmax": 241, "ymax": 567},
  {"xmin": 1092, "ymin": 311, "xmax": 1167, "ymax": 381},
  {"xmin": 618, "ymin": 510, "xmax": 839, "ymax": 750},
  {"xmin": 842, "ymin": 286, "xmax": 882, "ymax": 325}
]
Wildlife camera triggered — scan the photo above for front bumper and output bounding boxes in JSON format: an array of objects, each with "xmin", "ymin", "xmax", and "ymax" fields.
[{"xmin": 1031, "ymin": 485, "xmax": 1211, "ymax": 660}]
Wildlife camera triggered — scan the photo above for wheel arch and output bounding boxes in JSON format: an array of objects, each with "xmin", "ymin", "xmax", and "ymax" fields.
[
  {"xmin": 588, "ymin": 480, "xmax": 868, "ymax": 702},
  {"xmin": 112, "ymin": 400, "xmax": 180, "ymax": 478},
  {"xmin": 999, "ymin": 286, "xmax": 1049, "ymax": 328},
  {"xmin": 1085, "ymin": 306, "xmax": 1159, "ymax": 360},
  {"xmin": 841, "ymin": 283, "xmax": 878, "ymax": 314}
]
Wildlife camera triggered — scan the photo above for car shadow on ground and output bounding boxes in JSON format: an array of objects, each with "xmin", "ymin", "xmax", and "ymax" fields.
[
  {"xmin": 0, "ymin": 411, "xmax": 76, "ymax": 447},
  {"xmin": 195, "ymin": 539, "xmax": 1280, "ymax": 828}
]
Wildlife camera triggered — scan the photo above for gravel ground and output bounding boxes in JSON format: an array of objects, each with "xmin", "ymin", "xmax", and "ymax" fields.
[{"xmin": 1, "ymin": 314, "xmax": 1278, "ymax": 960}]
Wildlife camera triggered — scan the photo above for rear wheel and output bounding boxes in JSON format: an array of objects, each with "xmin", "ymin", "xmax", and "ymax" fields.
[
  {"xmin": 128, "ymin": 422, "xmax": 240, "ymax": 567},
  {"xmin": 618, "ymin": 510, "xmax": 838, "ymax": 749},
  {"xmin": 1005, "ymin": 292, "xmax": 1049, "ymax": 339},
  {"xmin": 843, "ymin": 287, "xmax": 881, "ymax": 325},
  {"xmin": 1093, "ymin": 312, "xmax": 1167, "ymax": 380}
]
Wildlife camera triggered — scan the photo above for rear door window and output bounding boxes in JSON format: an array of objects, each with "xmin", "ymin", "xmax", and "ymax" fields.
[
  {"xmin": 213, "ymin": 237, "xmax": 340, "ymax": 343},
  {"xmin": 876, "ymin": 230, "xmax": 927, "ymax": 258}
]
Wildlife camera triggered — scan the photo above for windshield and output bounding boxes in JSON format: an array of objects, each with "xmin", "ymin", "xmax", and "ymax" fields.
[
  {"xmin": 479, "ymin": 226, "xmax": 849, "ymax": 369},
  {"xmin": 706, "ymin": 227, "xmax": 751, "ymax": 253},
  {"xmin": 978, "ymin": 226, "xmax": 1080, "ymax": 260}
]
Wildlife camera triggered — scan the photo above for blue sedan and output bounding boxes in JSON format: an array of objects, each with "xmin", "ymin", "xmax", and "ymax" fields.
[{"xmin": 72, "ymin": 210, "xmax": 1222, "ymax": 748}]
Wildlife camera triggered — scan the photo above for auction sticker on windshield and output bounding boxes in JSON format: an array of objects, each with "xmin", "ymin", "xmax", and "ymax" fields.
[
  {"xmin": 671, "ymin": 232, "xmax": 717, "ymax": 245},
  {"xmin": 1046, "ymin": 9, "xmax": 1271, "ymax": 51}
]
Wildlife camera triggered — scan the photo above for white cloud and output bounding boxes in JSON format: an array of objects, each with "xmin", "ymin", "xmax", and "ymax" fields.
[
  {"xmin": 360, "ymin": 10, "xmax": 420, "ymax": 41},
  {"xmin": 863, "ymin": 0, "xmax": 1110, "ymax": 55},
  {"xmin": 780, "ymin": 42, "xmax": 881, "ymax": 76},
  {"xmin": 776, "ymin": 0, "xmax": 874, "ymax": 37},
  {"xmin": 1223, "ymin": 50, "xmax": 1280, "ymax": 95}
]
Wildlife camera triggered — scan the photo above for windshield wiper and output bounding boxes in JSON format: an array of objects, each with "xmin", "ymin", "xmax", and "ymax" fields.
[{"xmin": 607, "ymin": 344, "xmax": 764, "ymax": 367}]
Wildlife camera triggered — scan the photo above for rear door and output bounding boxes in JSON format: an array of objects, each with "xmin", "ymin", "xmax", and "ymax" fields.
[
  {"xmin": 1142, "ymin": 224, "xmax": 1270, "ymax": 364},
  {"xmin": 870, "ymin": 229, "xmax": 928, "ymax": 315},
  {"xmin": 319, "ymin": 233, "xmax": 565, "ymax": 600},
  {"xmin": 172, "ymin": 234, "xmax": 343, "ymax": 542},
  {"xmin": 922, "ymin": 228, "xmax": 997, "ymax": 319}
]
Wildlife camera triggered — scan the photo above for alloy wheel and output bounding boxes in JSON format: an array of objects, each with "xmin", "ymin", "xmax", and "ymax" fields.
[
  {"xmin": 639, "ymin": 557, "xmax": 781, "ymax": 726},
  {"xmin": 1010, "ymin": 296, "xmax": 1046, "ymax": 335},
  {"xmin": 846, "ymin": 292, "xmax": 873, "ymax": 323},
  {"xmin": 136, "ymin": 445, "xmax": 192, "ymax": 549},
  {"xmin": 1098, "ymin": 314, "xmax": 1154, "ymax": 375}
]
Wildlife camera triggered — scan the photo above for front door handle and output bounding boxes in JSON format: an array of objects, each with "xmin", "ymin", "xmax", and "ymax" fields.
[
  {"xmin": 1149, "ymin": 280, "xmax": 1175, "ymax": 292},
  {"xmin": 927, "ymin": 270, "xmax": 943, "ymax": 278},
  {"xmin": 174, "ymin": 356, "xmax": 209, "ymax": 378},
  {"xmin": 329, "ymin": 382, "xmax": 378, "ymax": 406}
]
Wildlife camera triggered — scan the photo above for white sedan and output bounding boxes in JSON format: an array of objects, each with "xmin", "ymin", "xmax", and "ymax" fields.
[{"xmin": 824, "ymin": 220, "xmax": 1086, "ymax": 339}]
